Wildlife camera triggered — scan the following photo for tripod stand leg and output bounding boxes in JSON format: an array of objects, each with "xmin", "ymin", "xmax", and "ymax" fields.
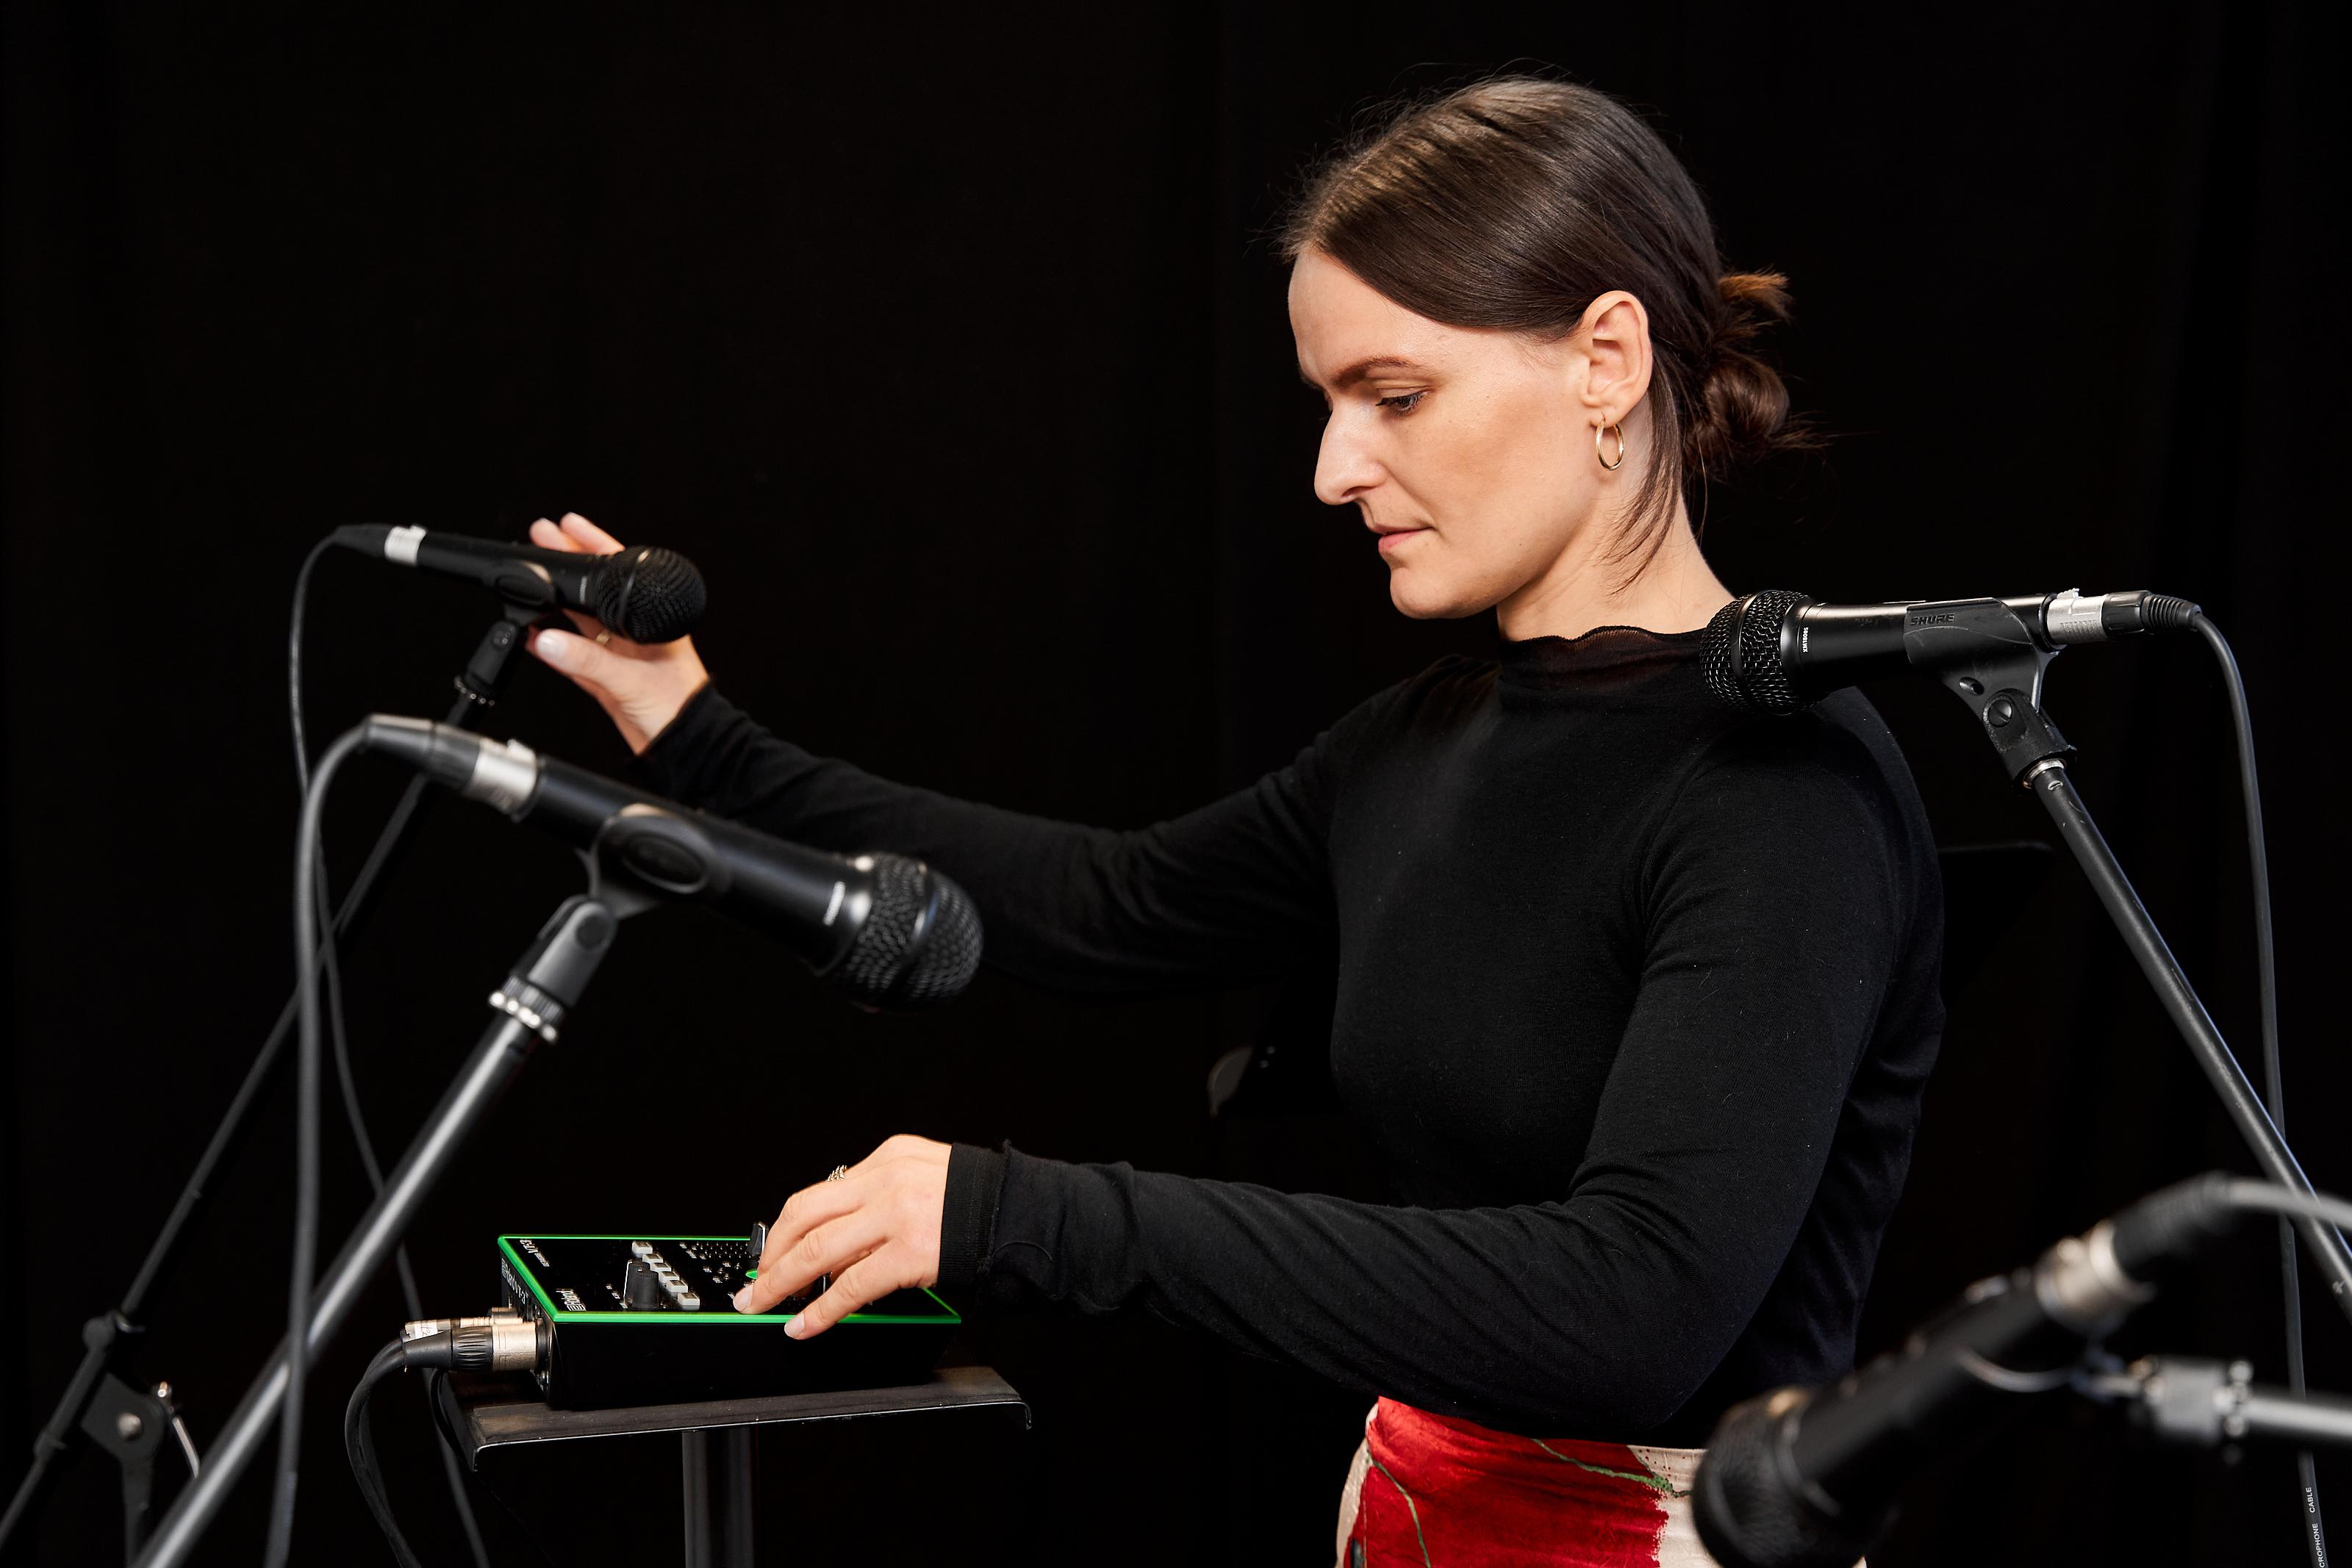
[{"xmin": 116, "ymin": 1458, "xmax": 152, "ymax": 1564}]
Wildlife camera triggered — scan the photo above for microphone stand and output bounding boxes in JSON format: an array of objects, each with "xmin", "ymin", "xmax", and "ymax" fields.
[
  {"xmin": 1907, "ymin": 600, "xmax": 2352, "ymax": 1320},
  {"xmin": 132, "ymin": 888, "xmax": 632, "ymax": 1568},
  {"xmin": 0, "ymin": 606, "xmax": 540, "ymax": 1559}
]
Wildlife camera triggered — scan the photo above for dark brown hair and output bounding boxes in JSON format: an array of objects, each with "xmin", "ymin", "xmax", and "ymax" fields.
[{"xmin": 1280, "ymin": 76, "xmax": 1812, "ymax": 573}]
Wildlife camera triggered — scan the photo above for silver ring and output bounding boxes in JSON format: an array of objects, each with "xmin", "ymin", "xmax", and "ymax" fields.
[{"xmin": 827, "ymin": 1164, "xmax": 850, "ymax": 1182}]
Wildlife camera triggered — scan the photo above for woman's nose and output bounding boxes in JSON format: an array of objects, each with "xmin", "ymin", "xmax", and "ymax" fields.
[{"xmin": 1314, "ymin": 415, "xmax": 1382, "ymax": 507}]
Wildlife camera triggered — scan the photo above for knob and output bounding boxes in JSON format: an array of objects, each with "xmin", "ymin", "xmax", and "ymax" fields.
[{"xmin": 623, "ymin": 1258, "xmax": 663, "ymax": 1309}]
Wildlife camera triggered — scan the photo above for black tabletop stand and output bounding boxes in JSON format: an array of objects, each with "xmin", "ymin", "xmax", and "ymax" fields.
[{"xmin": 433, "ymin": 1367, "xmax": 1030, "ymax": 1567}]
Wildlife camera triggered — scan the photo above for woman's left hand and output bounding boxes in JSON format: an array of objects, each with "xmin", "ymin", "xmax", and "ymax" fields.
[{"xmin": 736, "ymin": 1134, "xmax": 950, "ymax": 1337}]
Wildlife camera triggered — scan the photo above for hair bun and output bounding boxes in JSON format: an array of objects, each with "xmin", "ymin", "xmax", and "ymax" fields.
[
  {"xmin": 1688, "ymin": 270, "xmax": 1813, "ymax": 478},
  {"xmin": 1715, "ymin": 270, "xmax": 1793, "ymax": 334}
]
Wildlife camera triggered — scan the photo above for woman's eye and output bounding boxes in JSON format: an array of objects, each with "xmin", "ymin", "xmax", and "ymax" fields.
[{"xmin": 1376, "ymin": 391, "xmax": 1428, "ymax": 414}]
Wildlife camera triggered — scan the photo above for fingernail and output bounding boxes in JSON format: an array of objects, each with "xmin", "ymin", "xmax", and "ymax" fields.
[
  {"xmin": 784, "ymin": 1315, "xmax": 806, "ymax": 1339},
  {"xmin": 534, "ymin": 628, "xmax": 570, "ymax": 666},
  {"xmin": 731, "ymin": 1287, "xmax": 751, "ymax": 1312}
]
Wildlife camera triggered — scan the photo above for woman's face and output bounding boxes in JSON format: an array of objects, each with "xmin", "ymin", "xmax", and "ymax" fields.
[{"xmin": 1288, "ymin": 247, "xmax": 1628, "ymax": 623}]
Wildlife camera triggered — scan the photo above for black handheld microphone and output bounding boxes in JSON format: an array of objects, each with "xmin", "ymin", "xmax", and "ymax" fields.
[
  {"xmin": 356, "ymin": 716, "xmax": 983, "ymax": 1009},
  {"xmin": 1692, "ymin": 1174, "xmax": 2245, "ymax": 1568},
  {"xmin": 331, "ymin": 525, "xmax": 709, "ymax": 644},
  {"xmin": 1701, "ymin": 588, "xmax": 2200, "ymax": 716}
]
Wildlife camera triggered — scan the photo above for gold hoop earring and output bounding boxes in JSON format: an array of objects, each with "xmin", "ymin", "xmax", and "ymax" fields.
[{"xmin": 1596, "ymin": 423, "xmax": 1627, "ymax": 472}]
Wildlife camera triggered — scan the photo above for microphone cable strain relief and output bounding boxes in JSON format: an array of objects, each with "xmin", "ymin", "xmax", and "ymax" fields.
[
  {"xmin": 448, "ymin": 1323, "xmax": 497, "ymax": 1369},
  {"xmin": 356, "ymin": 715, "xmax": 478, "ymax": 792},
  {"xmin": 395, "ymin": 1328, "xmax": 459, "ymax": 1371},
  {"xmin": 2101, "ymin": 590, "xmax": 2201, "ymax": 636},
  {"xmin": 2109, "ymin": 1171, "xmax": 2240, "ymax": 1281},
  {"xmin": 421, "ymin": 724, "xmax": 490, "ymax": 791}
]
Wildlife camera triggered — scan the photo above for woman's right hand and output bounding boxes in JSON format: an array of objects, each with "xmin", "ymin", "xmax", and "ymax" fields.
[{"xmin": 524, "ymin": 512, "xmax": 711, "ymax": 755}]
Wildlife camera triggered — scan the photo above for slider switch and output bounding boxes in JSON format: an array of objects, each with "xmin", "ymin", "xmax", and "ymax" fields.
[{"xmin": 623, "ymin": 1257, "xmax": 663, "ymax": 1309}]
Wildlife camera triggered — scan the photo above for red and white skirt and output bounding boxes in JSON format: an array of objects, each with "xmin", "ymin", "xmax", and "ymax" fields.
[{"xmin": 1333, "ymin": 1398, "xmax": 1717, "ymax": 1567}]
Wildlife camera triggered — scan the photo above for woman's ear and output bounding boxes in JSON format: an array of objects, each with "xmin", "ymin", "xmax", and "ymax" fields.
[{"xmin": 1577, "ymin": 290, "xmax": 1653, "ymax": 424}]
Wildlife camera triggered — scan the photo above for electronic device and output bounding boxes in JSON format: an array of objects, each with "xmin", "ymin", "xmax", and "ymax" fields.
[{"xmin": 495, "ymin": 1234, "xmax": 961, "ymax": 1409}]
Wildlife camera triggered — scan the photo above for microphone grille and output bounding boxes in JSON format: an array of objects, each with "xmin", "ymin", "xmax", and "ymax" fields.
[
  {"xmin": 833, "ymin": 857, "xmax": 984, "ymax": 1010},
  {"xmin": 1702, "ymin": 589, "xmax": 1811, "ymax": 716},
  {"xmin": 1692, "ymin": 1390, "xmax": 1886, "ymax": 1568},
  {"xmin": 595, "ymin": 546, "xmax": 709, "ymax": 644}
]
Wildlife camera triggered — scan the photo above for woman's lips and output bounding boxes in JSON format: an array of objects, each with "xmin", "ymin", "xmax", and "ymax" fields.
[{"xmin": 1375, "ymin": 528, "xmax": 1429, "ymax": 554}]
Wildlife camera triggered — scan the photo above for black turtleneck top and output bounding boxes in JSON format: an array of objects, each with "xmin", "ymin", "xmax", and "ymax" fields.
[{"xmin": 638, "ymin": 626, "xmax": 1945, "ymax": 1445}]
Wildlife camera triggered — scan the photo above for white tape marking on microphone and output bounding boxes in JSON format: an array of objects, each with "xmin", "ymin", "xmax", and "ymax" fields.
[{"xmin": 385, "ymin": 525, "xmax": 427, "ymax": 565}]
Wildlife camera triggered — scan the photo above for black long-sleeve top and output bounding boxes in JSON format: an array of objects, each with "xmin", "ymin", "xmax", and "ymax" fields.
[{"xmin": 637, "ymin": 625, "xmax": 1945, "ymax": 1446}]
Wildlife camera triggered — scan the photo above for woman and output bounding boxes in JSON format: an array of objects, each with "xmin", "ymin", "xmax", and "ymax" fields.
[{"xmin": 526, "ymin": 76, "xmax": 1940, "ymax": 1567}]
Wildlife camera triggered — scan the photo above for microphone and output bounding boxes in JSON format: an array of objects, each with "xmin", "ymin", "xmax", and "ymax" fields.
[
  {"xmin": 1691, "ymin": 1174, "xmax": 2245, "ymax": 1568},
  {"xmin": 331, "ymin": 525, "xmax": 709, "ymax": 644},
  {"xmin": 356, "ymin": 716, "xmax": 983, "ymax": 1009},
  {"xmin": 1701, "ymin": 588, "xmax": 2200, "ymax": 716}
]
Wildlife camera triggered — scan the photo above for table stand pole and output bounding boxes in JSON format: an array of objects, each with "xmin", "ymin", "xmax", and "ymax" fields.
[{"xmin": 681, "ymin": 1427, "xmax": 755, "ymax": 1568}]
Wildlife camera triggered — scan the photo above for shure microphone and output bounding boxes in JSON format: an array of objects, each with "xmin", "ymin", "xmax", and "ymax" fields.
[
  {"xmin": 1692, "ymin": 1174, "xmax": 2245, "ymax": 1568},
  {"xmin": 331, "ymin": 525, "xmax": 709, "ymax": 644},
  {"xmin": 356, "ymin": 716, "xmax": 983, "ymax": 1008},
  {"xmin": 1702, "ymin": 588, "xmax": 2200, "ymax": 716}
]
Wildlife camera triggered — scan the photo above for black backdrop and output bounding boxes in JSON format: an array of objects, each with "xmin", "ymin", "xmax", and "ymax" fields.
[{"xmin": 5, "ymin": 4, "xmax": 2345, "ymax": 1564}]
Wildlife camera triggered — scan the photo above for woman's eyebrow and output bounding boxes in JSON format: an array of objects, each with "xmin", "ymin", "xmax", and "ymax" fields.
[{"xmin": 1298, "ymin": 354, "xmax": 1421, "ymax": 391}]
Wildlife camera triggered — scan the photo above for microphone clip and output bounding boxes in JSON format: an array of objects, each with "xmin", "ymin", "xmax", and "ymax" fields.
[
  {"xmin": 577, "ymin": 805, "xmax": 728, "ymax": 923},
  {"xmin": 457, "ymin": 600, "xmax": 566, "ymax": 708},
  {"xmin": 1902, "ymin": 598, "xmax": 2075, "ymax": 782}
]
